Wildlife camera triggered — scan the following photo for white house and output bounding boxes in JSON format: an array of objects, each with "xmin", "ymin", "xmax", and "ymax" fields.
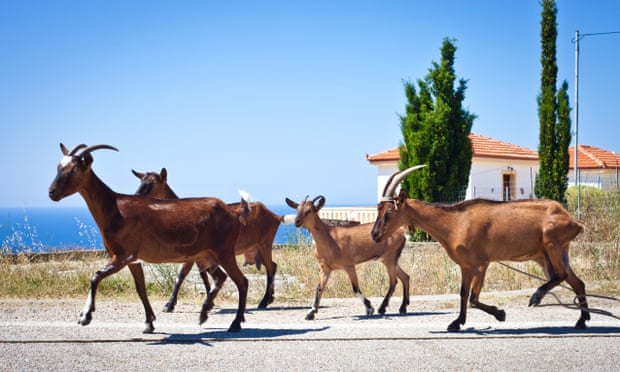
[
  {"xmin": 366, "ymin": 133, "xmax": 540, "ymax": 202},
  {"xmin": 318, "ymin": 134, "xmax": 619, "ymax": 223},
  {"xmin": 568, "ymin": 145, "xmax": 620, "ymax": 190}
]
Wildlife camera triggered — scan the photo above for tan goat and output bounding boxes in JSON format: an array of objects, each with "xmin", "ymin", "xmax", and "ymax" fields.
[
  {"xmin": 371, "ymin": 165, "xmax": 589, "ymax": 332},
  {"xmin": 286, "ymin": 195, "xmax": 410, "ymax": 320}
]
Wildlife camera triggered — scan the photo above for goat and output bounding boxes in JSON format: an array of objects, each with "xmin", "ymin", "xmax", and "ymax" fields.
[
  {"xmin": 371, "ymin": 165, "xmax": 589, "ymax": 332},
  {"xmin": 48, "ymin": 144, "xmax": 249, "ymax": 333},
  {"xmin": 285, "ymin": 195, "xmax": 410, "ymax": 320},
  {"xmin": 131, "ymin": 168, "xmax": 286, "ymax": 311}
]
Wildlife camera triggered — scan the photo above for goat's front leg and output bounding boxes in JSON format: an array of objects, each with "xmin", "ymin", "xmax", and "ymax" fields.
[
  {"xmin": 164, "ymin": 261, "xmax": 209, "ymax": 313},
  {"xmin": 127, "ymin": 263, "xmax": 156, "ymax": 334},
  {"xmin": 448, "ymin": 268, "xmax": 473, "ymax": 332},
  {"xmin": 469, "ymin": 266, "xmax": 505, "ymax": 322},
  {"xmin": 345, "ymin": 267, "xmax": 374, "ymax": 318},
  {"xmin": 306, "ymin": 268, "xmax": 331, "ymax": 320},
  {"xmin": 79, "ymin": 258, "xmax": 126, "ymax": 327},
  {"xmin": 199, "ymin": 266, "xmax": 227, "ymax": 324}
]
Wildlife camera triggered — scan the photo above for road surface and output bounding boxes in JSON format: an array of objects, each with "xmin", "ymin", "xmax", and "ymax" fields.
[{"xmin": 0, "ymin": 290, "xmax": 618, "ymax": 371}]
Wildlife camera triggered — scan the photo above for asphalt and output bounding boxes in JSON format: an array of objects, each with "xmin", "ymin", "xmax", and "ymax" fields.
[{"xmin": 1, "ymin": 291, "xmax": 619, "ymax": 371}]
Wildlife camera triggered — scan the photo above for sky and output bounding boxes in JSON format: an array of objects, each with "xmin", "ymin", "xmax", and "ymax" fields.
[{"xmin": 1, "ymin": 0, "xmax": 619, "ymax": 208}]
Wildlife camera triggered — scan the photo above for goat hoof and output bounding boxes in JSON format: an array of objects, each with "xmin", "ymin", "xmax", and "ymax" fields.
[
  {"xmin": 366, "ymin": 307, "xmax": 375, "ymax": 317},
  {"xmin": 496, "ymin": 310, "xmax": 506, "ymax": 322},
  {"xmin": 227, "ymin": 322, "xmax": 242, "ymax": 332},
  {"xmin": 143, "ymin": 322, "xmax": 155, "ymax": 334},
  {"xmin": 575, "ymin": 318, "xmax": 588, "ymax": 330},
  {"xmin": 78, "ymin": 312, "xmax": 92, "ymax": 326},
  {"xmin": 529, "ymin": 290, "xmax": 543, "ymax": 307},
  {"xmin": 258, "ymin": 299, "xmax": 271, "ymax": 309},
  {"xmin": 162, "ymin": 302, "xmax": 175, "ymax": 313},
  {"xmin": 378, "ymin": 306, "xmax": 387, "ymax": 315},
  {"xmin": 305, "ymin": 312, "xmax": 315, "ymax": 321},
  {"xmin": 447, "ymin": 320, "xmax": 461, "ymax": 332},
  {"xmin": 399, "ymin": 305, "xmax": 407, "ymax": 314},
  {"xmin": 199, "ymin": 312, "xmax": 208, "ymax": 325}
]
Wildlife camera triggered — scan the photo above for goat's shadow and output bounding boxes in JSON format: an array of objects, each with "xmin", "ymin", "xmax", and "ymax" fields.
[
  {"xmin": 430, "ymin": 325, "xmax": 620, "ymax": 336},
  {"xmin": 148, "ymin": 326, "xmax": 330, "ymax": 346}
]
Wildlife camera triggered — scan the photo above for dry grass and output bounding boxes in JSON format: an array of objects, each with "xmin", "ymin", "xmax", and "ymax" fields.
[
  {"xmin": 1, "ymin": 240, "xmax": 617, "ymax": 306},
  {"xmin": 1, "ymin": 189, "xmax": 618, "ymax": 304}
]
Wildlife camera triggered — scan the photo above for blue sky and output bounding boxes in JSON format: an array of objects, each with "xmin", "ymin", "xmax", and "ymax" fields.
[{"xmin": 1, "ymin": 0, "xmax": 618, "ymax": 208}]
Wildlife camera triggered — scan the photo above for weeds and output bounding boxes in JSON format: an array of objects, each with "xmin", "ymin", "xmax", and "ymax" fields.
[{"xmin": 1, "ymin": 190, "xmax": 618, "ymax": 303}]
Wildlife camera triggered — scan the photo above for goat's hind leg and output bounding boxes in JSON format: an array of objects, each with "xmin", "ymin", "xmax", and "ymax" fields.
[
  {"xmin": 565, "ymin": 265, "xmax": 590, "ymax": 329},
  {"xmin": 219, "ymin": 258, "xmax": 248, "ymax": 332}
]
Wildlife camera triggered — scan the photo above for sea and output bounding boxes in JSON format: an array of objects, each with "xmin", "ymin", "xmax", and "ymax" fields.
[{"xmin": 0, "ymin": 205, "xmax": 307, "ymax": 254}]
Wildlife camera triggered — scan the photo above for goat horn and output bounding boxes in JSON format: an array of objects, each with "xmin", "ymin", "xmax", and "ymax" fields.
[
  {"xmin": 382, "ymin": 165, "xmax": 426, "ymax": 199},
  {"xmin": 60, "ymin": 143, "xmax": 87, "ymax": 156},
  {"xmin": 78, "ymin": 144, "xmax": 119, "ymax": 157},
  {"xmin": 312, "ymin": 195, "xmax": 324, "ymax": 204}
]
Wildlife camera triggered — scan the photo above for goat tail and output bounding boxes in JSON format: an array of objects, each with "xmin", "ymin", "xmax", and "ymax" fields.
[
  {"xmin": 238, "ymin": 190, "xmax": 252, "ymax": 226},
  {"xmin": 281, "ymin": 214, "xmax": 296, "ymax": 225}
]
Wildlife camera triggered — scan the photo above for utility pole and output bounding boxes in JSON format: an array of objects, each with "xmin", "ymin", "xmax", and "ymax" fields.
[{"xmin": 572, "ymin": 30, "xmax": 620, "ymax": 220}]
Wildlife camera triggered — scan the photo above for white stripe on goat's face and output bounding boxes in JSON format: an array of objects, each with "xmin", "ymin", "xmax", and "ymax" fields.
[{"xmin": 60, "ymin": 155, "xmax": 73, "ymax": 168}]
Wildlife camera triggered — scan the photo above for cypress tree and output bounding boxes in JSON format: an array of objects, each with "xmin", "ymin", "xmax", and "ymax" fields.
[
  {"xmin": 535, "ymin": 0, "xmax": 572, "ymax": 203},
  {"xmin": 399, "ymin": 38, "xmax": 475, "ymax": 204}
]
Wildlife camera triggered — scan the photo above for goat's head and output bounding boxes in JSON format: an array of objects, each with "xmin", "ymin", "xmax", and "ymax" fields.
[
  {"xmin": 371, "ymin": 165, "xmax": 425, "ymax": 242},
  {"xmin": 285, "ymin": 195, "xmax": 325, "ymax": 228},
  {"xmin": 48, "ymin": 143, "xmax": 118, "ymax": 201},
  {"xmin": 132, "ymin": 168, "xmax": 168, "ymax": 197}
]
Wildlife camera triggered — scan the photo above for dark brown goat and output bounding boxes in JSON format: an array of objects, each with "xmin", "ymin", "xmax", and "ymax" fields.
[
  {"xmin": 286, "ymin": 195, "xmax": 410, "ymax": 320},
  {"xmin": 131, "ymin": 168, "xmax": 285, "ymax": 311},
  {"xmin": 371, "ymin": 165, "xmax": 589, "ymax": 332},
  {"xmin": 48, "ymin": 144, "xmax": 249, "ymax": 333}
]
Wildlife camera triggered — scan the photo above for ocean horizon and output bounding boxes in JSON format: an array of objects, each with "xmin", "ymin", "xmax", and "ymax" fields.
[{"xmin": 0, "ymin": 205, "xmax": 309, "ymax": 254}]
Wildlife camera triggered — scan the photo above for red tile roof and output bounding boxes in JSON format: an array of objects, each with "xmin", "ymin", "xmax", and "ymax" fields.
[
  {"xmin": 366, "ymin": 133, "xmax": 620, "ymax": 171},
  {"xmin": 569, "ymin": 145, "xmax": 620, "ymax": 170},
  {"xmin": 366, "ymin": 133, "xmax": 537, "ymax": 163}
]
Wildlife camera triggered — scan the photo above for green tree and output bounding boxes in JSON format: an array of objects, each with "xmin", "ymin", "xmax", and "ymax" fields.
[
  {"xmin": 399, "ymin": 38, "xmax": 475, "ymax": 204},
  {"xmin": 535, "ymin": 0, "xmax": 572, "ymax": 203}
]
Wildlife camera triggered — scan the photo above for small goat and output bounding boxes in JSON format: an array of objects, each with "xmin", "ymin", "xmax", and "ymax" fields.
[
  {"xmin": 286, "ymin": 195, "xmax": 410, "ymax": 320},
  {"xmin": 49, "ymin": 144, "xmax": 249, "ymax": 333},
  {"xmin": 371, "ymin": 165, "xmax": 589, "ymax": 332},
  {"xmin": 132, "ymin": 168, "xmax": 285, "ymax": 311}
]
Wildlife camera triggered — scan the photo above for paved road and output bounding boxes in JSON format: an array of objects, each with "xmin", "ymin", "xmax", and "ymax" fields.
[{"xmin": 1, "ymin": 291, "xmax": 619, "ymax": 371}]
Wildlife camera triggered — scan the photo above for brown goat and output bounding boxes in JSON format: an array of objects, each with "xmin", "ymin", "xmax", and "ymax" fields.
[
  {"xmin": 48, "ymin": 144, "xmax": 249, "ymax": 333},
  {"xmin": 371, "ymin": 165, "xmax": 589, "ymax": 332},
  {"xmin": 286, "ymin": 195, "xmax": 410, "ymax": 320},
  {"xmin": 131, "ymin": 168, "xmax": 284, "ymax": 311}
]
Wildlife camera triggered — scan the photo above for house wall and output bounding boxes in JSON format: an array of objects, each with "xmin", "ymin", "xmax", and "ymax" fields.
[
  {"xmin": 466, "ymin": 158, "xmax": 539, "ymax": 200},
  {"xmin": 372, "ymin": 157, "xmax": 540, "ymax": 202}
]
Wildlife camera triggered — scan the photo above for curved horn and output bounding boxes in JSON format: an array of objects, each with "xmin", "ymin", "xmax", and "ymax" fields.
[
  {"xmin": 312, "ymin": 195, "xmax": 326, "ymax": 210},
  {"xmin": 60, "ymin": 143, "xmax": 87, "ymax": 156},
  {"xmin": 78, "ymin": 144, "xmax": 119, "ymax": 157},
  {"xmin": 382, "ymin": 165, "xmax": 426, "ymax": 199}
]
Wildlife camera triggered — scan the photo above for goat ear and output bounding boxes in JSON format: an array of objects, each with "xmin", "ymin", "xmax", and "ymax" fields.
[
  {"xmin": 60, "ymin": 143, "xmax": 69, "ymax": 155},
  {"xmin": 132, "ymin": 169, "xmax": 143, "ymax": 179},
  {"xmin": 285, "ymin": 198, "xmax": 298, "ymax": 209},
  {"xmin": 82, "ymin": 152, "xmax": 94, "ymax": 167},
  {"xmin": 397, "ymin": 189, "xmax": 408, "ymax": 205},
  {"xmin": 160, "ymin": 168, "xmax": 167, "ymax": 182}
]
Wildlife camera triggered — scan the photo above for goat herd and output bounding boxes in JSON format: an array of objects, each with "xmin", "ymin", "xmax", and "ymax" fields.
[{"xmin": 48, "ymin": 143, "xmax": 590, "ymax": 334}]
